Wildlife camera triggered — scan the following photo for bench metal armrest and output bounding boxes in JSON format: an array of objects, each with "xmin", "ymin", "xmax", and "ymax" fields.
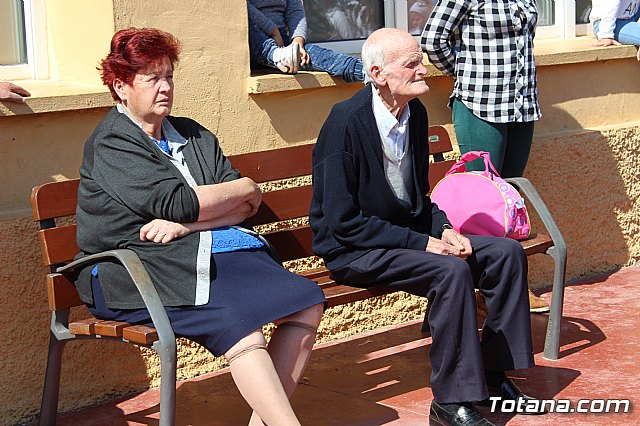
[
  {"xmin": 505, "ymin": 177, "xmax": 566, "ymax": 255},
  {"xmin": 56, "ymin": 249, "xmax": 176, "ymax": 346}
]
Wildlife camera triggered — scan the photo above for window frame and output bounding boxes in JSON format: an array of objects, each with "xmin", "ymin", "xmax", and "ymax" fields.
[
  {"xmin": 308, "ymin": 0, "xmax": 592, "ymax": 56},
  {"xmin": 0, "ymin": 0, "xmax": 48, "ymax": 81}
]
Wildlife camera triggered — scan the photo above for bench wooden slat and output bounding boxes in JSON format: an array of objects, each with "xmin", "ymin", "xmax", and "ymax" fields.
[
  {"xmin": 246, "ymin": 186, "xmax": 312, "ymax": 225},
  {"xmin": 299, "ymin": 267, "xmax": 332, "ymax": 281},
  {"xmin": 263, "ymin": 226, "xmax": 315, "ymax": 262},
  {"xmin": 229, "ymin": 144, "xmax": 315, "ymax": 183},
  {"xmin": 427, "ymin": 125, "xmax": 453, "ymax": 156},
  {"xmin": 308, "ymin": 274, "xmax": 335, "ymax": 286},
  {"xmin": 123, "ymin": 325, "xmax": 159, "ymax": 345},
  {"xmin": 93, "ymin": 320, "xmax": 129, "ymax": 337},
  {"xmin": 30, "ymin": 179, "xmax": 79, "ymax": 221},
  {"xmin": 428, "ymin": 160, "xmax": 456, "ymax": 189},
  {"xmin": 47, "ymin": 273, "xmax": 84, "ymax": 310},
  {"xmin": 38, "ymin": 225, "xmax": 79, "ymax": 266},
  {"xmin": 68, "ymin": 318, "xmax": 100, "ymax": 335},
  {"xmin": 521, "ymin": 233, "xmax": 554, "ymax": 256},
  {"xmin": 323, "ymin": 285, "xmax": 400, "ymax": 308}
]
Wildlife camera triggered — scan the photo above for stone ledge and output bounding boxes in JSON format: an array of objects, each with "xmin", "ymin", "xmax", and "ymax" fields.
[
  {"xmin": 2, "ymin": 37, "xmax": 635, "ymax": 113},
  {"xmin": 248, "ymin": 36, "xmax": 638, "ymax": 94},
  {"xmin": 0, "ymin": 81, "xmax": 113, "ymax": 117}
]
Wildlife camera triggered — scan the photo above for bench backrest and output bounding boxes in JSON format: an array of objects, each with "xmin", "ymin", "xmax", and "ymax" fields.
[
  {"xmin": 31, "ymin": 179, "xmax": 83, "ymax": 311},
  {"xmin": 30, "ymin": 125, "xmax": 454, "ymax": 311},
  {"xmin": 231, "ymin": 125, "xmax": 454, "ymax": 262}
]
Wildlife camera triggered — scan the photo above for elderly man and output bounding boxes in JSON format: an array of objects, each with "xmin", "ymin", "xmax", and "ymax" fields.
[{"xmin": 310, "ymin": 28, "xmax": 546, "ymax": 426}]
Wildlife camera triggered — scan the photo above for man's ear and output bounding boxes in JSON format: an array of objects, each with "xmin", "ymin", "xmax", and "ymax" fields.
[{"xmin": 370, "ymin": 65, "xmax": 386, "ymax": 87}]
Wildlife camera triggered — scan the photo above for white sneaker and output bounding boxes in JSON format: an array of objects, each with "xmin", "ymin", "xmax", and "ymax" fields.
[{"xmin": 272, "ymin": 43, "xmax": 300, "ymax": 74}]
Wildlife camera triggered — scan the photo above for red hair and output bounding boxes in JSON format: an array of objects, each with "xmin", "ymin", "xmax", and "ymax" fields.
[{"xmin": 99, "ymin": 28, "xmax": 181, "ymax": 101}]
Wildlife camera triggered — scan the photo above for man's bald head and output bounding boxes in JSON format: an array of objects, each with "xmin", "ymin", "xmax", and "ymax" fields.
[{"xmin": 361, "ymin": 28, "xmax": 419, "ymax": 84}]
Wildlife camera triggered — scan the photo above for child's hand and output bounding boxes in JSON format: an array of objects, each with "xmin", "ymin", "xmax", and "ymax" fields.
[
  {"xmin": 292, "ymin": 37, "xmax": 309, "ymax": 66},
  {"xmin": 593, "ymin": 38, "xmax": 620, "ymax": 47},
  {"xmin": 270, "ymin": 28, "xmax": 285, "ymax": 47}
]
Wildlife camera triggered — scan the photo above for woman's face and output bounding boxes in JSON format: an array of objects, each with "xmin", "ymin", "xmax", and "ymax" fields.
[{"xmin": 116, "ymin": 56, "xmax": 174, "ymax": 126}]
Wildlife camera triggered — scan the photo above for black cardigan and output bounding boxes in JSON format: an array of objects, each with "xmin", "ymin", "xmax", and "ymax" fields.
[
  {"xmin": 309, "ymin": 84, "xmax": 450, "ymax": 271},
  {"xmin": 76, "ymin": 107, "xmax": 240, "ymax": 309}
]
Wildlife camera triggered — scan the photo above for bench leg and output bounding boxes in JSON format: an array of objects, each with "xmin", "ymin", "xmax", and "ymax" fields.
[
  {"xmin": 542, "ymin": 245, "xmax": 567, "ymax": 361},
  {"xmin": 39, "ymin": 331, "xmax": 67, "ymax": 426},
  {"xmin": 154, "ymin": 339, "xmax": 177, "ymax": 426}
]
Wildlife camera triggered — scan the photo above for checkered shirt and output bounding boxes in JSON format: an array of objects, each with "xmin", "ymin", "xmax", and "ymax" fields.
[{"xmin": 421, "ymin": 0, "xmax": 541, "ymax": 123}]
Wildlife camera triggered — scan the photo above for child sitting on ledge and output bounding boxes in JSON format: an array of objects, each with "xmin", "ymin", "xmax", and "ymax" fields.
[{"xmin": 247, "ymin": 0, "xmax": 365, "ymax": 82}]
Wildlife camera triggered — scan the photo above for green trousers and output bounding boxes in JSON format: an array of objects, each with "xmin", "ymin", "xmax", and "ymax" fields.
[{"xmin": 452, "ymin": 98, "xmax": 535, "ymax": 178}]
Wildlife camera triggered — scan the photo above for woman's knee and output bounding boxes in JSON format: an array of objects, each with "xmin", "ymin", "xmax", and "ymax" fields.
[
  {"xmin": 224, "ymin": 329, "xmax": 267, "ymax": 362},
  {"xmin": 275, "ymin": 303, "xmax": 324, "ymax": 329}
]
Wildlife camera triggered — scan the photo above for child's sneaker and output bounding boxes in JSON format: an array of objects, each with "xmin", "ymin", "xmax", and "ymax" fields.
[{"xmin": 272, "ymin": 43, "xmax": 300, "ymax": 74}]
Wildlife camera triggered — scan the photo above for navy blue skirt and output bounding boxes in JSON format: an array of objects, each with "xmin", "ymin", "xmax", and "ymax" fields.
[{"xmin": 87, "ymin": 249, "xmax": 326, "ymax": 356}]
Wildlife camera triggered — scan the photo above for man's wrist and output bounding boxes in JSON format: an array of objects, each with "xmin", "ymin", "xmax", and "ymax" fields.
[{"xmin": 437, "ymin": 224, "xmax": 453, "ymax": 239}]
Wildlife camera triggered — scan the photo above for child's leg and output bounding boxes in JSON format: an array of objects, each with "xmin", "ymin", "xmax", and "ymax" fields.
[
  {"xmin": 248, "ymin": 25, "xmax": 280, "ymax": 67},
  {"xmin": 614, "ymin": 10, "xmax": 640, "ymax": 45},
  {"xmin": 301, "ymin": 43, "xmax": 364, "ymax": 82}
]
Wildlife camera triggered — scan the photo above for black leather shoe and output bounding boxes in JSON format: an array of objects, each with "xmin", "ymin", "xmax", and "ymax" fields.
[
  {"xmin": 429, "ymin": 401, "xmax": 495, "ymax": 426},
  {"xmin": 479, "ymin": 377, "xmax": 548, "ymax": 415}
]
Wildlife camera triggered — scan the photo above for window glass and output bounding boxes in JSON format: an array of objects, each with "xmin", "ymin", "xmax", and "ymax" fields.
[
  {"xmin": 407, "ymin": 0, "xmax": 435, "ymax": 35},
  {"xmin": 0, "ymin": 0, "xmax": 27, "ymax": 65},
  {"xmin": 304, "ymin": 0, "xmax": 384, "ymax": 43},
  {"xmin": 537, "ymin": 0, "xmax": 555, "ymax": 27},
  {"xmin": 576, "ymin": 0, "xmax": 592, "ymax": 24}
]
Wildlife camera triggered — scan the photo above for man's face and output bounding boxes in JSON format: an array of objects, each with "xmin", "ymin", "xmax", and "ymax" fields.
[{"xmin": 381, "ymin": 37, "xmax": 429, "ymax": 102}]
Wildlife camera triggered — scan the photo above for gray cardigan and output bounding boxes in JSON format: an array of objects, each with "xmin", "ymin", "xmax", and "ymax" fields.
[{"xmin": 76, "ymin": 107, "xmax": 240, "ymax": 309}]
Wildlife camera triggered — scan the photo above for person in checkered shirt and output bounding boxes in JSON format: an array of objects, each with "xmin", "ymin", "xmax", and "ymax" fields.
[{"xmin": 422, "ymin": 0, "xmax": 550, "ymax": 314}]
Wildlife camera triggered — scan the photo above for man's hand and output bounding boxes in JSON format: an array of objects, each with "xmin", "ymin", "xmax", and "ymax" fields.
[
  {"xmin": 425, "ymin": 229, "xmax": 472, "ymax": 259},
  {"xmin": 140, "ymin": 219, "xmax": 190, "ymax": 243},
  {"xmin": 291, "ymin": 36, "xmax": 309, "ymax": 66},
  {"xmin": 593, "ymin": 38, "xmax": 620, "ymax": 47},
  {"xmin": 441, "ymin": 228, "xmax": 472, "ymax": 259},
  {"xmin": 0, "ymin": 81, "xmax": 31, "ymax": 103},
  {"xmin": 270, "ymin": 28, "xmax": 285, "ymax": 47}
]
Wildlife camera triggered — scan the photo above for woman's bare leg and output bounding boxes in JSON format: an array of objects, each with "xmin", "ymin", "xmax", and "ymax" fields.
[{"xmin": 225, "ymin": 330, "xmax": 301, "ymax": 426}]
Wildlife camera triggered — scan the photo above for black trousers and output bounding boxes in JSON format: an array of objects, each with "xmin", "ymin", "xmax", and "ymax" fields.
[{"xmin": 331, "ymin": 235, "xmax": 534, "ymax": 403}]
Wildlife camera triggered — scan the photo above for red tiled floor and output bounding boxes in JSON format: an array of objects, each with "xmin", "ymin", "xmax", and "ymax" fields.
[{"xmin": 45, "ymin": 265, "xmax": 640, "ymax": 425}]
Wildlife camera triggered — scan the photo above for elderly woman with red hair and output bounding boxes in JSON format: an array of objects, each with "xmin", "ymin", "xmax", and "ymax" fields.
[{"xmin": 76, "ymin": 27, "xmax": 325, "ymax": 425}]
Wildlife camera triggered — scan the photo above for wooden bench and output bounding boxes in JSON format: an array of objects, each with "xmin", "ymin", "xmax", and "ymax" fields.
[{"xmin": 31, "ymin": 125, "xmax": 566, "ymax": 426}]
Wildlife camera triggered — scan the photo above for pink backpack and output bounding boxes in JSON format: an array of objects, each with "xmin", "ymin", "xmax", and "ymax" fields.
[{"xmin": 430, "ymin": 151, "xmax": 531, "ymax": 240}]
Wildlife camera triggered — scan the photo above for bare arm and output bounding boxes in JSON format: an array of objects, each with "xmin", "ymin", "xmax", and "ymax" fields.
[
  {"xmin": 193, "ymin": 177, "xmax": 262, "ymax": 222},
  {"xmin": 140, "ymin": 177, "xmax": 262, "ymax": 243},
  {"xmin": 140, "ymin": 208, "xmax": 250, "ymax": 243}
]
